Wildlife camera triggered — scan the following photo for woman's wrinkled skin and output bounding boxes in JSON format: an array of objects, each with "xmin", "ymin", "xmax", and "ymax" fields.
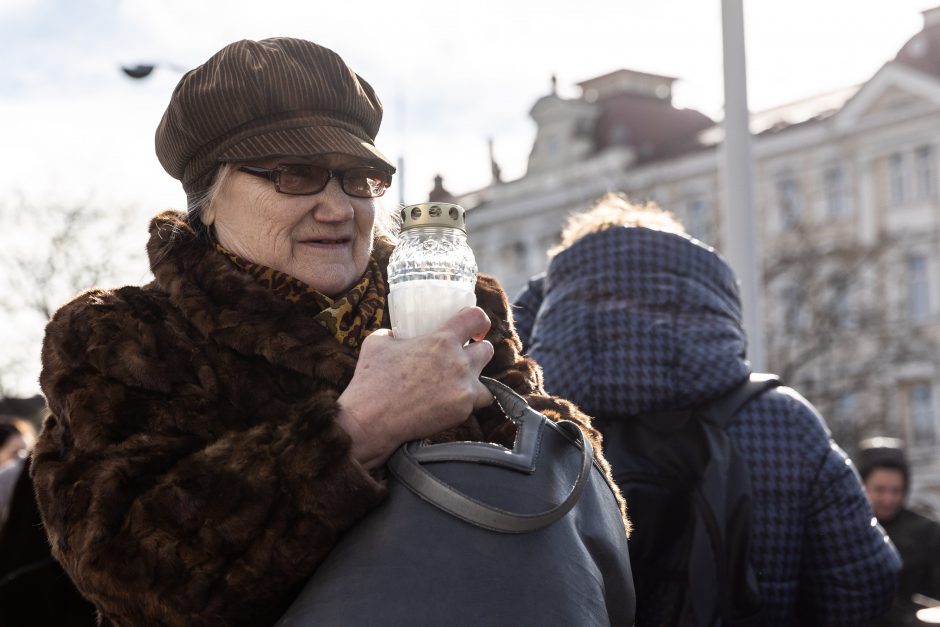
[{"xmin": 202, "ymin": 155, "xmax": 376, "ymax": 298}]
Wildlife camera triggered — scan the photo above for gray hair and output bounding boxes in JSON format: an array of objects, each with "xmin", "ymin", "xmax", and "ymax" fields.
[{"xmin": 185, "ymin": 164, "xmax": 234, "ymax": 240}]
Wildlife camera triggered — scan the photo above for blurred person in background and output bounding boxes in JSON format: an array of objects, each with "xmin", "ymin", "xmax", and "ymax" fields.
[
  {"xmin": 859, "ymin": 437, "xmax": 940, "ymax": 626},
  {"xmin": 0, "ymin": 416, "xmax": 35, "ymax": 529},
  {"xmin": 29, "ymin": 37, "xmax": 622, "ymax": 627},
  {"xmin": 0, "ymin": 417, "xmax": 33, "ymax": 470},
  {"xmin": 0, "ymin": 415, "xmax": 96, "ymax": 626},
  {"xmin": 513, "ymin": 193, "xmax": 901, "ymax": 626},
  {"xmin": 0, "ymin": 456, "xmax": 98, "ymax": 627}
]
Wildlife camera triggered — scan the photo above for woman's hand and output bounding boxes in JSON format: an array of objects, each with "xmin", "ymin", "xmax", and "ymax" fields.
[{"xmin": 337, "ymin": 307, "xmax": 495, "ymax": 469}]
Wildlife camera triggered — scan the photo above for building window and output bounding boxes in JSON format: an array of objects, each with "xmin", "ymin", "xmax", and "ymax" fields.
[
  {"xmin": 909, "ymin": 383, "xmax": 936, "ymax": 445},
  {"xmin": 783, "ymin": 284, "xmax": 804, "ymax": 335},
  {"xmin": 831, "ymin": 277, "xmax": 850, "ymax": 328},
  {"xmin": 575, "ymin": 118, "xmax": 593, "ymax": 138},
  {"xmin": 610, "ymin": 125, "xmax": 630, "ymax": 145},
  {"xmin": 499, "ymin": 243, "xmax": 516, "ymax": 273},
  {"xmin": 475, "ymin": 246, "xmax": 492, "ymax": 275},
  {"xmin": 835, "ymin": 393, "xmax": 859, "ymax": 422},
  {"xmin": 906, "ymin": 254, "xmax": 930, "ymax": 322},
  {"xmin": 542, "ymin": 135, "xmax": 559, "ymax": 158},
  {"xmin": 512, "ymin": 241, "xmax": 528, "ymax": 273},
  {"xmin": 915, "ymin": 145, "xmax": 935, "ymax": 200},
  {"xmin": 824, "ymin": 166, "xmax": 848, "ymax": 218},
  {"xmin": 777, "ymin": 177, "xmax": 801, "ymax": 228},
  {"xmin": 686, "ymin": 198, "xmax": 709, "ymax": 242},
  {"xmin": 890, "ymin": 152, "xmax": 906, "ymax": 206}
]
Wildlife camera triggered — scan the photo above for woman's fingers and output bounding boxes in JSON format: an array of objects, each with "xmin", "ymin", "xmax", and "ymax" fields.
[
  {"xmin": 437, "ymin": 306, "xmax": 491, "ymax": 343},
  {"xmin": 464, "ymin": 338, "xmax": 494, "ymax": 373},
  {"xmin": 342, "ymin": 306, "xmax": 496, "ymax": 459},
  {"xmin": 471, "ymin": 378, "xmax": 495, "ymax": 410}
]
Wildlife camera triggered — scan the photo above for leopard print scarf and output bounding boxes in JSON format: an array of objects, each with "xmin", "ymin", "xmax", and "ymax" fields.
[{"xmin": 216, "ymin": 244, "xmax": 386, "ymax": 351}]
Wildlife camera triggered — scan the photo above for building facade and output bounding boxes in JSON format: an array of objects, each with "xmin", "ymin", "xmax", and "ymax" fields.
[{"xmin": 442, "ymin": 8, "xmax": 940, "ymax": 509}]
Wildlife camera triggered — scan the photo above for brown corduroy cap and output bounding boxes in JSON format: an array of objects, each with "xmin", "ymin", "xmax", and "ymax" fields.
[{"xmin": 155, "ymin": 37, "xmax": 395, "ymax": 198}]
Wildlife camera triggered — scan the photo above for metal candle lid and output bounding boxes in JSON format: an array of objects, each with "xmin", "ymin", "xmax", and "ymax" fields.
[{"xmin": 399, "ymin": 203, "xmax": 467, "ymax": 232}]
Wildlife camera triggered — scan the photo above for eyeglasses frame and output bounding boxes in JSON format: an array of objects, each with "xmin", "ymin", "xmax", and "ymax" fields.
[{"xmin": 237, "ymin": 164, "xmax": 392, "ymax": 198}]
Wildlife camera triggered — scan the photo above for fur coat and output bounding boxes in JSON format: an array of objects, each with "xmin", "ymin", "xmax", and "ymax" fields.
[{"xmin": 31, "ymin": 210, "xmax": 614, "ymax": 627}]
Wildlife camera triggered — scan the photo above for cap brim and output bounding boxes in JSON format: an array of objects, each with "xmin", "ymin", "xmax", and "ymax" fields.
[{"xmin": 220, "ymin": 125, "xmax": 396, "ymax": 173}]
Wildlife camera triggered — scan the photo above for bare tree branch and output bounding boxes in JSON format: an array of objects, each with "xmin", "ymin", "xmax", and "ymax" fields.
[
  {"xmin": 0, "ymin": 196, "xmax": 148, "ymax": 399},
  {"xmin": 762, "ymin": 220, "xmax": 937, "ymax": 453}
]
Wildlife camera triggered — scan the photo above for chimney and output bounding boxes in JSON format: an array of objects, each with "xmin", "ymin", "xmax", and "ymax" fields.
[
  {"xmin": 924, "ymin": 6, "xmax": 940, "ymax": 28},
  {"xmin": 428, "ymin": 174, "xmax": 455, "ymax": 203}
]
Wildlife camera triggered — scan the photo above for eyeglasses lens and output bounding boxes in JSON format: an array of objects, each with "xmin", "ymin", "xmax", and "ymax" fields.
[
  {"xmin": 342, "ymin": 168, "xmax": 390, "ymax": 198},
  {"xmin": 278, "ymin": 165, "xmax": 331, "ymax": 194},
  {"xmin": 269, "ymin": 164, "xmax": 391, "ymax": 198}
]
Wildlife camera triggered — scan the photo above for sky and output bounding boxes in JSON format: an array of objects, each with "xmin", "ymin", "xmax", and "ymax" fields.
[
  {"xmin": 2, "ymin": 0, "xmax": 935, "ymax": 211},
  {"xmin": 0, "ymin": 0, "xmax": 937, "ymax": 394}
]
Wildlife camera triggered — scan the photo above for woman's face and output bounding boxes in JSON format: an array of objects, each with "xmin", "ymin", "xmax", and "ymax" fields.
[{"xmin": 204, "ymin": 154, "xmax": 378, "ymax": 297}]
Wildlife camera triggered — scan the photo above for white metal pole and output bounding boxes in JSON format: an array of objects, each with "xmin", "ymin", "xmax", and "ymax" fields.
[
  {"xmin": 397, "ymin": 155, "xmax": 406, "ymax": 207},
  {"xmin": 720, "ymin": 0, "xmax": 765, "ymax": 371}
]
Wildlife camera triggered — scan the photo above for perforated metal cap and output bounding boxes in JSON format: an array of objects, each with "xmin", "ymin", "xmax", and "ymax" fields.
[{"xmin": 399, "ymin": 203, "xmax": 467, "ymax": 232}]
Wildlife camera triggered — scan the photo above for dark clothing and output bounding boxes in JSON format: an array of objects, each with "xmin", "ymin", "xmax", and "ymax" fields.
[
  {"xmin": 873, "ymin": 507, "xmax": 940, "ymax": 626},
  {"xmin": 514, "ymin": 226, "xmax": 902, "ymax": 626},
  {"xmin": 0, "ymin": 457, "xmax": 98, "ymax": 627},
  {"xmin": 32, "ymin": 210, "xmax": 606, "ymax": 627}
]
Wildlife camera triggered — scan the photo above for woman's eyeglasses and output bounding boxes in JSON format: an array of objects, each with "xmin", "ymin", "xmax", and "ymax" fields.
[{"xmin": 238, "ymin": 164, "xmax": 392, "ymax": 198}]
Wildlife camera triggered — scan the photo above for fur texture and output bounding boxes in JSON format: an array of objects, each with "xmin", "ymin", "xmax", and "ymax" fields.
[{"xmin": 31, "ymin": 210, "xmax": 620, "ymax": 627}]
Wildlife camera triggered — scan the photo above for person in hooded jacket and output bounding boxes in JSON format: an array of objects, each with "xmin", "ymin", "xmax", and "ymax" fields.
[{"xmin": 513, "ymin": 193, "xmax": 901, "ymax": 626}]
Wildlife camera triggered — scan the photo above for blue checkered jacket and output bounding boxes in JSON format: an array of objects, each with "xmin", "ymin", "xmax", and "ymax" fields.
[{"xmin": 513, "ymin": 227, "xmax": 901, "ymax": 626}]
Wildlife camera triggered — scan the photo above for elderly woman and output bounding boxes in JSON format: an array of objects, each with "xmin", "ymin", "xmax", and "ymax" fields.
[{"xmin": 30, "ymin": 38, "xmax": 615, "ymax": 626}]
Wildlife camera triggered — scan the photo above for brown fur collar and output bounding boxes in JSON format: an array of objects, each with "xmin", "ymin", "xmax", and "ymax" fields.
[{"xmin": 147, "ymin": 210, "xmax": 378, "ymax": 387}]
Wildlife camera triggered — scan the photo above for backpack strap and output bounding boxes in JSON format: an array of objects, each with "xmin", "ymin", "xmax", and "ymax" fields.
[{"xmin": 700, "ymin": 373, "xmax": 781, "ymax": 428}]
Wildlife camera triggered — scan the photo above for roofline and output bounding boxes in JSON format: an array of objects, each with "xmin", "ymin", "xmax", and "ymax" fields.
[{"xmin": 576, "ymin": 68, "xmax": 678, "ymax": 88}]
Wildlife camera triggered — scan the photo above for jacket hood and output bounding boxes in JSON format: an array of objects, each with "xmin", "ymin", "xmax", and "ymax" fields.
[{"xmin": 527, "ymin": 227, "xmax": 750, "ymax": 417}]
